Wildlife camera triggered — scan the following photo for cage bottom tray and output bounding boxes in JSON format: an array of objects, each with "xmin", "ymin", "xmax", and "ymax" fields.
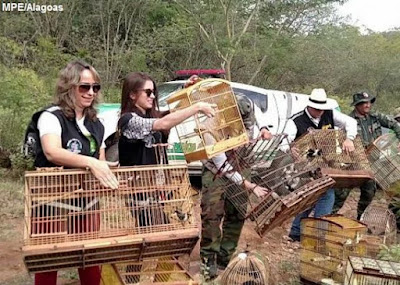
[
  {"xmin": 23, "ymin": 229, "xmax": 199, "ymax": 274},
  {"xmin": 321, "ymin": 168, "xmax": 375, "ymax": 188}
]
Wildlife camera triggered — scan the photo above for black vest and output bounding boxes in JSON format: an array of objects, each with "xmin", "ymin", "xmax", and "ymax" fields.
[
  {"xmin": 118, "ymin": 112, "xmax": 168, "ymax": 166},
  {"xmin": 34, "ymin": 106, "xmax": 104, "ymax": 167},
  {"xmin": 292, "ymin": 109, "xmax": 334, "ymax": 139}
]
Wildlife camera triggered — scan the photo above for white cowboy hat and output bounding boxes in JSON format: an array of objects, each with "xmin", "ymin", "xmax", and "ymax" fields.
[{"xmin": 307, "ymin": 88, "xmax": 332, "ymax": 110}]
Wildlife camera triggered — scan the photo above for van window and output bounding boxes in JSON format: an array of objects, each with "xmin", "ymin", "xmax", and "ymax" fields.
[{"xmin": 233, "ymin": 88, "xmax": 268, "ymax": 112}]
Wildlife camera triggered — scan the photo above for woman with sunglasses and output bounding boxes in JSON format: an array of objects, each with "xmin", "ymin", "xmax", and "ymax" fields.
[
  {"xmin": 118, "ymin": 72, "xmax": 216, "ymax": 166},
  {"xmin": 33, "ymin": 60, "xmax": 118, "ymax": 285}
]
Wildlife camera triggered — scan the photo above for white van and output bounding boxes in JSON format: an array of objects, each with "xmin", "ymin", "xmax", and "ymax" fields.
[{"xmin": 98, "ymin": 80, "xmax": 339, "ymax": 176}]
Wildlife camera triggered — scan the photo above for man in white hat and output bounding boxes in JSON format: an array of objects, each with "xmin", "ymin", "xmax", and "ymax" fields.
[{"xmin": 284, "ymin": 88, "xmax": 357, "ymax": 242}]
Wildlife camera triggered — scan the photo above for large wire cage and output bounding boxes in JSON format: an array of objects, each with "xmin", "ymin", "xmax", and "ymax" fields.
[
  {"xmin": 208, "ymin": 135, "xmax": 335, "ymax": 236},
  {"xmin": 114, "ymin": 257, "xmax": 198, "ymax": 285},
  {"xmin": 300, "ymin": 215, "xmax": 369, "ymax": 284},
  {"xmin": 293, "ymin": 129, "xmax": 374, "ymax": 188},
  {"xmin": 219, "ymin": 250, "xmax": 269, "ymax": 285},
  {"xmin": 166, "ymin": 79, "xmax": 249, "ymax": 162},
  {"xmin": 23, "ymin": 146, "xmax": 199, "ymax": 273},
  {"xmin": 344, "ymin": 256, "xmax": 400, "ymax": 285},
  {"xmin": 367, "ymin": 134, "xmax": 400, "ymax": 191},
  {"xmin": 360, "ymin": 204, "xmax": 398, "ymax": 255}
]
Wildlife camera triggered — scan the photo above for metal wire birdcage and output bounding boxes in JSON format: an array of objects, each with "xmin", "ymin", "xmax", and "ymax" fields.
[
  {"xmin": 219, "ymin": 250, "xmax": 269, "ymax": 285},
  {"xmin": 300, "ymin": 215, "xmax": 371, "ymax": 284},
  {"xmin": 344, "ymin": 256, "xmax": 400, "ymax": 285},
  {"xmin": 367, "ymin": 134, "xmax": 400, "ymax": 191},
  {"xmin": 114, "ymin": 257, "xmax": 198, "ymax": 285},
  {"xmin": 208, "ymin": 135, "xmax": 336, "ymax": 236},
  {"xmin": 166, "ymin": 79, "xmax": 249, "ymax": 162},
  {"xmin": 23, "ymin": 145, "xmax": 199, "ymax": 273},
  {"xmin": 293, "ymin": 129, "xmax": 374, "ymax": 188},
  {"xmin": 359, "ymin": 204, "xmax": 398, "ymax": 257}
]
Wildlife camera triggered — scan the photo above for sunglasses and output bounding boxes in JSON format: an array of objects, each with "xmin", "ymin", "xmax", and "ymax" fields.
[
  {"xmin": 78, "ymin": 83, "xmax": 101, "ymax": 93},
  {"xmin": 138, "ymin": 89, "xmax": 155, "ymax": 97}
]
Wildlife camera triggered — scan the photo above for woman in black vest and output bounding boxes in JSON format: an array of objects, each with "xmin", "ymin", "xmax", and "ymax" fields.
[
  {"xmin": 118, "ymin": 72, "xmax": 216, "ymax": 166},
  {"xmin": 34, "ymin": 60, "xmax": 118, "ymax": 285}
]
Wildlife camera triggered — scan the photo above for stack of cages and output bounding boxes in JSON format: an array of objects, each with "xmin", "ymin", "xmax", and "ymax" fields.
[
  {"xmin": 293, "ymin": 129, "xmax": 374, "ymax": 188},
  {"xmin": 300, "ymin": 215, "xmax": 369, "ymax": 284},
  {"xmin": 344, "ymin": 256, "xmax": 400, "ymax": 285},
  {"xmin": 367, "ymin": 134, "xmax": 400, "ymax": 191},
  {"xmin": 207, "ymin": 135, "xmax": 336, "ymax": 236},
  {"xmin": 360, "ymin": 204, "xmax": 398, "ymax": 257},
  {"xmin": 23, "ymin": 145, "xmax": 199, "ymax": 275},
  {"xmin": 113, "ymin": 257, "xmax": 199, "ymax": 285},
  {"xmin": 166, "ymin": 79, "xmax": 249, "ymax": 162}
]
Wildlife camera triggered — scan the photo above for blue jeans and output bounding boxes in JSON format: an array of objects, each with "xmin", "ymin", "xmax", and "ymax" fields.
[{"xmin": 289, "ymin": 188, "xmax": 335, "ymax": 239}]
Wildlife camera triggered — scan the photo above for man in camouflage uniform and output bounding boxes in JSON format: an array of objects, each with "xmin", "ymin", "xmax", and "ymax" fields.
[
  {"xmin": 333, "ymin": 92, "xmax": 400, "ymax": 219},
  {"xmin": 200, "ymin": 94, "xmax": 271, "ymax": 281}
]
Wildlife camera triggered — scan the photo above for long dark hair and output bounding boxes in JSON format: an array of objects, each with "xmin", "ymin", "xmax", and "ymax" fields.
[
  {"xmin": 120, "ymin": 72, "xmax": 163, "ymax": 118},
  {"xmin": 55, "ymin": 60, "xmax": 101, "ymax": 121}
]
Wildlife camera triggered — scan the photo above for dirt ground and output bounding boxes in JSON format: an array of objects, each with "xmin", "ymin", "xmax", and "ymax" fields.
[{"xmin": 0, "ymin": 184, "xmax": 389, "ymax": 285}]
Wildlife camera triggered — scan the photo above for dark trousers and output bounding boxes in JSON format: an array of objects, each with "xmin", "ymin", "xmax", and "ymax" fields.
[{"xmin": 332, "ymin": 179, "xmax": 377, "ymax": 219}]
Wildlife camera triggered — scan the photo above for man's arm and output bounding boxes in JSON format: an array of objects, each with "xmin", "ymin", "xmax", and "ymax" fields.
[
  {"xmin": 376, "ymin": 113, "xmax": 400, "ymax": 140},
  {"xmin": 254, "ymin": 103, "xmax": 272, "ymax": 139},
  {"xmin": 332, "ymin": 109, "xmax": 357, "ymax": 140}
]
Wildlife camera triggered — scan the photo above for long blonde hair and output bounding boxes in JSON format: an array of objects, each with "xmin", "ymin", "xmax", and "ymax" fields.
[{"xmin": 55, "ymin": 60, "xmax": 101, "ymax": 121}]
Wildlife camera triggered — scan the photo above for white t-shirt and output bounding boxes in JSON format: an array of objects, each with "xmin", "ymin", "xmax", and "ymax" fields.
[{"xmin": 37, "ymin": 111, "xmax": 106, "ymax": 149}]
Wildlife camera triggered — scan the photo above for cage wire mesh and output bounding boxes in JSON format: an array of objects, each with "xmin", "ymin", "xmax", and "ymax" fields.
[
  {"xmin": 344, "ymin": 256, "xmax": 400, "ymax": 285},
  {"xmin": 360, "ymin": 204, "xmax": 398, "ymax": 256},
  {"xmin": 219, "ymin": 250, "xmax": 269, "ymax": 285},
  {"xmin": 166, "ymin": 78, "xmax": 249, "ymax": 162},
  {"xmin": 300, "ymin": 215, "xmax": 376, "ymax": 284},
  {"xmin": 367, "ymin": 134, "xmax": 400, "ymax": 191},
  {"xmin": 208, "ymin": 135, "xmax": 335, "ymax": 236},
  {"xmin": 23, "ymin": 145, "xmax": 199, "ymax": 273},
  {"xmin": 293, "ymin": 129, "xmax": 374, "ymax": 188},
  {"xmin": 114, "ymin": 257, "xmax": 198, "ymax": 285}
]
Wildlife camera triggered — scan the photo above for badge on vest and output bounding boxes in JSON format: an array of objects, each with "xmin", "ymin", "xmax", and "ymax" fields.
[{"xmin": 67, "ymin": 138, "xmax": 83, "ymax": 154}]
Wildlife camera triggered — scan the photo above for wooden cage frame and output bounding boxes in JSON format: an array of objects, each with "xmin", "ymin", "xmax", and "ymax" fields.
[
  {"xmin": 166, "ymin": 78, "xmax": 249, "ymax": 162},
  {"xmin": 23, "ymin": 165, "xmax": 199, "ymax": 273}
]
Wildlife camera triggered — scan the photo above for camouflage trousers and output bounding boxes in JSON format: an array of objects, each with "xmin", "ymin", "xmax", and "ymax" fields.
[
  {"xmin": 200, "ymin": 169, "xmax": 246, "ymax": 268},
  {"xmin": 332, "ymin": 179, "xmax": 377, "ymax": 220}
]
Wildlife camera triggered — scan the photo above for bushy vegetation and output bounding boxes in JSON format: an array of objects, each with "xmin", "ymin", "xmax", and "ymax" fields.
[{"xmin": 1, "ymin": 0, "xmax": 400, "ymax": 173}]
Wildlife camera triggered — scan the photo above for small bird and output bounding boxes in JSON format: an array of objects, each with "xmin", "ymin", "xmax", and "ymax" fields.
[
  {"xmin": 170, "ymin": 209, "xmax": 191, "ymax": 224},
  {"xmin": 307, "ymin": 148, "xmax": 322, "ymax": 158}
]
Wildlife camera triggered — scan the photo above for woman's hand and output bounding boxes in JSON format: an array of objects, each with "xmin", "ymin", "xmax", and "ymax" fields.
[
  {"xmin": 196, "ymin": 102, "xmax": 217, "ymax": 118},
  {"xmin": 88, "ymin": 158, "xmax": 119, "ymax": 189}
]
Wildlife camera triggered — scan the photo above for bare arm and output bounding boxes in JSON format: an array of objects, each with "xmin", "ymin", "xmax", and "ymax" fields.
[{"xmin": 153, "ymin": 102, "xmax": 216, "ymax": 131}]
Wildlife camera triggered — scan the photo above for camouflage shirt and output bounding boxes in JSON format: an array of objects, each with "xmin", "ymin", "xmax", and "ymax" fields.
[{"xmin": 349, "ymin": 110, "xmax": 400, "ymax": 147}]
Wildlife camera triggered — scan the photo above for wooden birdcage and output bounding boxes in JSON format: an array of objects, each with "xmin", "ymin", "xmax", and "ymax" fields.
[
  {"xmin": 367, "ymin": 134, "xmax": 400, "ymax": 191},
  {"xmin": 300, "ymin": 215, "xmax": 371, "ymax": 284},
  {"xmin": 113, "ymin": 257, "xmax": 198, "ymax": 285},
  {"xmin": 208, "ymin": 136, "xmax": 336, "ymax": 236},
  {"xmin": 219, "ymin": 251, "xmax": 269, "ymax": 285},
  {"xmin": 166, "ymin": 79, "xmax": 248, "ymax": 162},
  {"xmin": 359, "ymin": 205, "xmax": 398, "ymax": 257},
  {"xmin": 344, "ymin": 256, "xmax": 400, "ymax": 285},
  {"xmin": 293, "ymin": 129, "xmax": 374, "ymax": 188},
  {"xmin": 23, "ymin": 147, "xmax": 199, "ymax": 273}
]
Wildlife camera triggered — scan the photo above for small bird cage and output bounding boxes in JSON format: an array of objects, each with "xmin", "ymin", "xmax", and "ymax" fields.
[
  {"xmin": 344, "ymin": 256, "xmax": 400, "ymax": 285},
  {"xmin": 293, "ymin": 129, "xmax": 374, "ymax": 188},
  {"xmin": 367, "ymin": 134, "xmax": 400, "ymax": 191},
  {"xmin": 220, "ymin": 250, "xmax": 269, "ymax": 285},
  {"xmin": 114, "ymin": 257, "xmax": 198, "ymax": 285},
  {"xmin": 359, "ymin": 205, "xmax": 398, "ymax": 257},
  {"xmin": 23, "ymin": 146, "xmax": 199, "ymax": 273},
  {"xmin": 209, "ymin": 135, "xmax": 336, "ymax": 236},
  {"xmin": 166, "ymin": 79, "xmax": 248, "ymax": 162},
  {"xmin": 300, "ymin": 215, "xmax": 369, "ymax": 284}
]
